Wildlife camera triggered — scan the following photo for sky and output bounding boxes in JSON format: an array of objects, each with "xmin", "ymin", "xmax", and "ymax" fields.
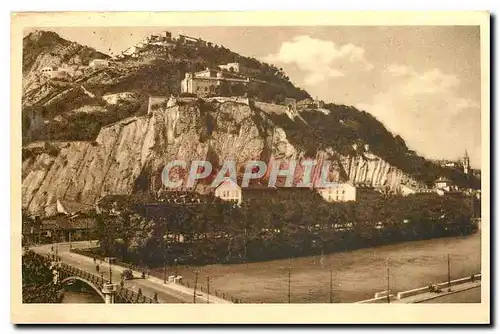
[{"xmin": 26, "ymin": 26, "xmax": 482, "ymax": 168}]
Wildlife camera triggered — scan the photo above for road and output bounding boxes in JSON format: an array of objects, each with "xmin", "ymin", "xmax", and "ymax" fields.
[
  {"xmin": 31, "ymin": 241, "xmax": 230, "ymax": 304},
  {"xmin": 420, "ymin": 286, "xmax": 481, "ymax": 303}
]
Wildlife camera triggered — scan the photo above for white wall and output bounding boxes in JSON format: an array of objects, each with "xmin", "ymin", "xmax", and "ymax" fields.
[
  {"xmin": 214, "ymin": 180, "xmax": 242, "ymax": 204},
  {"xmin": 318, "ymin": 183, "xmax": 356, "ymax": 202}
]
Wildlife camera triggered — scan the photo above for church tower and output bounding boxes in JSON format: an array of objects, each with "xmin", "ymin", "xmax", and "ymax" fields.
[{"xmin": 462, "ymin": 150, "xmax": 470, "ymax": 175}]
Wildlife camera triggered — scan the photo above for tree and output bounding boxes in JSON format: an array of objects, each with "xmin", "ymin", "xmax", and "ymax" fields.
[{"xmin": 22, "ymin": 251, "xmax": 61, "ymax": 303}]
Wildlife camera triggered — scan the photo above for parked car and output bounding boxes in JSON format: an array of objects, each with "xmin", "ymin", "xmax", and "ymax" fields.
[{"xmin": 121, "ymin": 269, "xmax": 134, "ymax": 280}]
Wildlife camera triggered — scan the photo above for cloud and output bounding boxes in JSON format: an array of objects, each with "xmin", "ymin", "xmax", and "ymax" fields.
[
  {"xmin": 356, "ymin": 65, "xmax": 481, "ymax": 165},
  {"xmin": 262, "ymin": 35, "xmax": 373, "ymax": 85}
]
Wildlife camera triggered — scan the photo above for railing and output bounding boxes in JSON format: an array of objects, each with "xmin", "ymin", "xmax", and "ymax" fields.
[
  {"xmin": 55, "ymin": 260, "xmax": 158, "ymax": 303},
  {"xmin": 67, "ymin": 249, "xmax": 242, "ymax": 303}
]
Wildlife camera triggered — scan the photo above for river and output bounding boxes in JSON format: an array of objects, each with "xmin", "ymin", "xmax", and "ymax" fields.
[
  {"xmin": 60, "ymin": 281, "xmax": 104, "ymax": 303},
  {"xmin": 167, "ymin": 232, "xmax": 481, "ymax": 303}
]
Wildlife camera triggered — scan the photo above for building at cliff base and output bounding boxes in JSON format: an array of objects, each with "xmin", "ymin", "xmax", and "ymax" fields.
[
  {"xmin": 317, "ymin": 182, "xmax": 356, "ymax": 202},
  {"xmin": 214, "ymin": 177, "xmax": 322, "ymax": 205}
]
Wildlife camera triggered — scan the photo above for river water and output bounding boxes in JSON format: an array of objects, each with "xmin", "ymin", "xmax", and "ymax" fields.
[{"xmin": 60, "ymin": 281, "xmax": 104, "ymax": 303}]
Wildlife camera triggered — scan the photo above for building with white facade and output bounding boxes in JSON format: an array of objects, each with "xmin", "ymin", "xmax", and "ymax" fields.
[
  {"xmin": 218, "ymin": 62, "xmax": 260, "ymax": 76},
  {"xmin": 89, "ymin": 59, "xmax": 109, "ymax": 68},
  {"xmin": 102, "ymin": 92, "xmax": 136, "ymax": 105},
  {"xmin": 214, "ymin": 178, "xmax": 243, "ymax": 204},
  {"xmin": 317, "ymin": 182, "xmax": 356, "ymax": 202},
  {"xmin": 181, "ymin": 69, "xmax": 250, "ymax": 97},
  {"xmin": 434, "ymin": 177, "xmax": 453, "ymax": 191}
]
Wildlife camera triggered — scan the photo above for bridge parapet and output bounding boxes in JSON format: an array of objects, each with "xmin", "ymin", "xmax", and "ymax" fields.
[{"xmin": 55, "ymin": 260, "xmax": 158, "ymax": 303}]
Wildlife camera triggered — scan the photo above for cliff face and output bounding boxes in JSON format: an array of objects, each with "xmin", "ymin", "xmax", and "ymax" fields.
[{"xmin": 22, "ymin": 100, "xmax": 414, "ymax": 216}]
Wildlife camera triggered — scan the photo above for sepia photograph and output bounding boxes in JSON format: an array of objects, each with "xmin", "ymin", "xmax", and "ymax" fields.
[{"xmin": 11, "ymin": 11, "xmax": 490, "ymax": 324}]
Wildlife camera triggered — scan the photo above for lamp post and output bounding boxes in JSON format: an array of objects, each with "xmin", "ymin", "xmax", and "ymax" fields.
[{"xmin": 106, "ymin": 257, "xmax": 116, "ymax": 284}]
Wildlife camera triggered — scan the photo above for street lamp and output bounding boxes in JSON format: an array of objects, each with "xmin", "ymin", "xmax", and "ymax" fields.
[{"xmin": 106, "ymin": 257, "xmax": 116, "ymax": 284}]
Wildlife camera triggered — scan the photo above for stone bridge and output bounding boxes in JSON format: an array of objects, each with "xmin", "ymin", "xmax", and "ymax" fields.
[{"xmin": 56, "ymin": 261, "xmax": 159, "ymax": 304}]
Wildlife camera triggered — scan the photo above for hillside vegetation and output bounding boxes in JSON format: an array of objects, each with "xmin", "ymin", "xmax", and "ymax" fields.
[{"xmin": 22, "ymin": 31, "xmax": 309, "ymax": 144}]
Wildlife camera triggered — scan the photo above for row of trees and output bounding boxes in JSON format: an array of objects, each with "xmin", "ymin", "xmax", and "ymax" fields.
[{"xmin": 93, "ymin": 192, "xmax": 477, "ymax": 267}]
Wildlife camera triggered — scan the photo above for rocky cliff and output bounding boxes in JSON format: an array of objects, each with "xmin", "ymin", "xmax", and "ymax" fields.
[
  {"xmin": 22, "ymin": 99, "xmax": 412, "ymax": 216},
  {"xmin": 22, "ymin": 30, "xmax": 465, "ymax": 217}
]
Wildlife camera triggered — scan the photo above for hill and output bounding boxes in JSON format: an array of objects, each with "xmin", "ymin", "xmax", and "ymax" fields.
[
  {"xmin": 21, "ymin": 31, "xmax": 310, "ymax": 144},
  {"xmin": 20, "ymin": 31, "xmax": 479, "ymax": 216}
]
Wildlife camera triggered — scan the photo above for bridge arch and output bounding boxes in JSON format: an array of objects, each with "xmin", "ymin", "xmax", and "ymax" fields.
[{"xmin": 60, "ymin": 276, "xmax": 106, "ymax": 301}]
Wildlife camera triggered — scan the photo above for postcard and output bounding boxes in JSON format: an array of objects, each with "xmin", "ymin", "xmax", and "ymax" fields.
[{"xmin": 11, "ymin": 11, "xmax": 490, "ymax": 324}]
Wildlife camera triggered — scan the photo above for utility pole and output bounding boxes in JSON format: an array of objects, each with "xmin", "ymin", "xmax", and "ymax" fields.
[
  {"xmin": 386, "ymin": 258, "xmax": 390, "ymax": 304},
  {"xmin": 163, "ymin": 233, "xmax": 167, "ymax": 284},
  {"xmin": 87, "ymin": 219, "xmax": 90, "ymax": 246},
  {"xmin": 329, "ymin": 268, "xmax": 333, "ymax": 303},
  {"xmin": 207, "ymin": 276, "xmax": 210, "ymax": 304},
  {"xmin": 288, "ymin": 258, "xmax": 291, "ymax": 304},
  {"xmin": 244, "ymin": 225, "xmax": 248, "ymax": 262},
  {"xmin": 447, "ymin": 254, "xmax": 451, "ymax": 292},
  {"xmin": 193, "ymin": 271, "xmax": 199, "ymax": 304}
]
